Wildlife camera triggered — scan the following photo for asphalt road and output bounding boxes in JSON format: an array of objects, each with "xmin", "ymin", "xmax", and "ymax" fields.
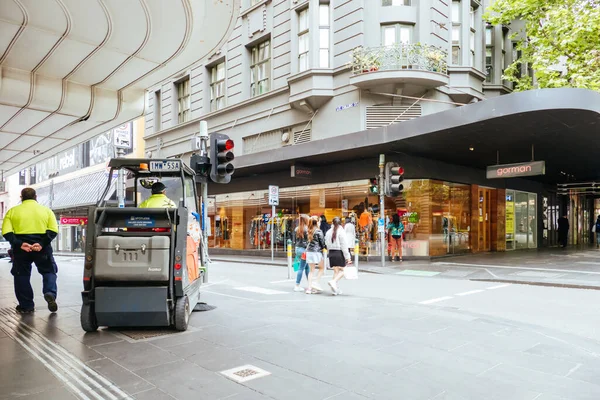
[{"xmin": 1, "ymin": 256, "xmax": 600, "ymax": 400}]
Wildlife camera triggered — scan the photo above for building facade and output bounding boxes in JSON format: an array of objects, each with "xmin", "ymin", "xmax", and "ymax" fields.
[{"xmin": 141, "ymin": 0, "xmax": 585, "ymax": 258}]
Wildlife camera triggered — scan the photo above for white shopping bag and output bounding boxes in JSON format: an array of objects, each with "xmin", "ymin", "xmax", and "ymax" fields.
[{"xmin": 344, "ymin": 265, "xmax": 358, "ymax": 280}]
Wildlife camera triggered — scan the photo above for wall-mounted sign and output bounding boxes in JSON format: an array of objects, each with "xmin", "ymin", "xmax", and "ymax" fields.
[
  {"xmin": 60, "ymin": 217, "xmax": 88, "ymax": 225},
  {"xmin": 486, "ymin": 161, "xmax": 545, "ymax": 179},
  {"xmin": 291, "ymin": 164, "xmax": 312, "ymax": 179},
  {"xmin": 268, "ymin": 185, "xmax": 279, "ymax": 206},
  {"xmin": 113, "ymin": 123, "xmax": 132, "ymax": 149},
  {"xmin": 336, "ymin": 102, "xmax": 359, "ymax": 112}
]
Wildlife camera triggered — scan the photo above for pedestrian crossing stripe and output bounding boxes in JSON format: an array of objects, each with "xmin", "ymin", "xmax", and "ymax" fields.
[{"xmin": 396, "ymin": 270, "xmax": 440, "ymax": 277}]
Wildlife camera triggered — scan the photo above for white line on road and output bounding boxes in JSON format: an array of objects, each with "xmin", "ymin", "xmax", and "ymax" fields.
[
  {"xmin": 419, "ymin": 296, "xmax": 453, "ymax": 305},
  {"xmin": 270, "ymin": 279, "xmax": 295, "ymax": 284},
  {"xmin": 202, "ymin": 290, "xmax": 258, "ymax": 301},
  {"xmin": 565, "ymin": 363, "xmax": 583, "ymax": 377},
  {"xmin": 433, "ymin": 262, "xmax": 600, "ymax": 275},
  {"xmin": 455, "ymin": 289, "xmax": 485, "ymax": 296},
  {"xmin": 202, "ymin": 279, "xmax": 229, "ymax": 289},
  {"xmin": 487, "ymin": 284, "xmax": 511, "ymax": 290},
  {"xmin": 235, "ymin": 286, "xmax": 288, "ymax": 295}
]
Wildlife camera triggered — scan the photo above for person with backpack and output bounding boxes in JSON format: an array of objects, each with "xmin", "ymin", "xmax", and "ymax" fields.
[{"xmin": 388, "ymin": 213, "xmax": 405, "ymax": 262}]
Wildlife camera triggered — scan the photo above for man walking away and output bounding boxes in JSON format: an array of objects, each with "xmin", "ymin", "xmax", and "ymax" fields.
[
  {"xmin": 557, "ymin": 214, "xmax": 569, "ymax": 248},
  {"xmin": 2, "ymin": 188, "xmax": 59, "ymax": 314}
]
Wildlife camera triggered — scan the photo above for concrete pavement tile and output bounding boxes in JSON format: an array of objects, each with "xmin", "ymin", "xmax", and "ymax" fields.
[
  {"xmin": 9, "ymin": 386, "xmax": 79, "ymax": 399},
  {"xmin": 478, "ymin": 363, "xmax": 600, "ymax": 400},
  {"xmin": 386, "ymin": 340, "xmax": 499, "ymax": 375},
  {"xmin": 50, "ymin": 335, "xmax": 105, "ymax": 363},
  {"xmin": 134, "ymin": 388, "xmax": 177, "ymax": 400},
  {"xmin": 92, "ymin": 341, "xmax": 182, "ymax": 371},
  {"xmin": 243, "ymin": 369, "xmax": 345, "ymax": 400},
  {"xmin": 188, "ymin": 345, "xmax": 259, "ymax": 372},
  {"xmin": 248, "ymin": 325, "xmax": 327, "ymax": 349},
  {"xmin": 322, "ymin": 391, "xmax": 370, "ymax": 399},
  {"xmin": 69, "ymin": 330, "xmax": 124, "ymax": 347},
  {"xmin": 458, "ymin": 342, "xmax": 580, "ymax": 377},
  {"xmin": 86, "ymin": 357, "xmax": 155, "ymax": 395},
  {"xmin": 525, "ymin": 343, "xmax": 600, "ymax": 364},
  {"xmin": 0, "ymin": 356, "xmax": 64, "ymax": 398},
  {"xmin": 0, "ymin": 336, "xmax": 34, "ymax": 363},
  {"xmin": 563, "ymin": 363, "xmax": 600, "ymax": 387},
  {"xmin": 189, "ymin": 324, "xmax": 267, "ymax": 349},
  {"xmin": 135, "ymin": 360, "xmax": 247, "ymax": 400},
  {"xmin": 159, "ymin": 337, "xmax": 215, "ymax": 359}
]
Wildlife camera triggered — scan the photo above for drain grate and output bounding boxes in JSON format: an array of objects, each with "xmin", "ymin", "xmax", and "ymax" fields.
[{"xmin": 221, "ymin": 365, "xmax": 271, "ymax": 383}]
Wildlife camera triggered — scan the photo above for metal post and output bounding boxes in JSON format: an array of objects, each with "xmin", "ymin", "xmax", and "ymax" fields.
[
  {"xmin": 379, "ymin": 154, "xmax": 385, "ymax": 267},
  {"xmin": 354, "ymin": 238, "xmax": 359, "ymax": 268},
  {"xmin": 117, "ymin": 148, "xmax": 126, "ymax": 208},
  {"xmin": 199, "ymin": 121, "xmax": 209, "ymax": 267},
  {"xmin": 271, "ymin": 205, "xmax": 275, "ymax": 261},
  {"xmin": 287, "ymin": 239, "xmax": 292, "ymax": 279}
]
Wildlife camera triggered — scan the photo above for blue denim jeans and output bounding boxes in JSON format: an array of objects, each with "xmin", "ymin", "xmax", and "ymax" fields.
[{"xmin": 295, "ymin": 247, "xmax": 309, "ymax": 285}]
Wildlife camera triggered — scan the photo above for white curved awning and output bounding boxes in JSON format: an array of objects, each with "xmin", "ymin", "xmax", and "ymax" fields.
[{"xmin": 0, "ymin": 0, "xmax": 240, "ymax": 175}]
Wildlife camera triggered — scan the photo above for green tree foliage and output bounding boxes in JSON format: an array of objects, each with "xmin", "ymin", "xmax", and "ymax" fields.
[{"xmin": 484, "ymin": 0, "xmax": 600, "ymax": 91}]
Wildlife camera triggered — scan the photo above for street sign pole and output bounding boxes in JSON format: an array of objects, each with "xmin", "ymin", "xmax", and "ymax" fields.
[
  {"xmin": 379, "ymin": 154, "xmax": 385, "ymax": 268},
  {"xmin": 268, "ymin": 185, "xmax": 279, "ymax": 261}
]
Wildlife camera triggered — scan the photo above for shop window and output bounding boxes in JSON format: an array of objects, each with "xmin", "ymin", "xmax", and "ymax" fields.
[
  {"xmin": 177, "ymin": 77, "xmax": 190, "ymax": 123},
  {"xmin": 469, "ymin": 6, "xmax": 476, "ymax": 67},
  {"xmin": 210, "ymin": 61, "xmax": 226, "ymax": 111},
  {"xmin": 250, "ymin": 40, "xmax": 271, "ymax": 97},
  {"xmin": 19, "ymin": 169, "xmax": 26, "ymax": 185}
]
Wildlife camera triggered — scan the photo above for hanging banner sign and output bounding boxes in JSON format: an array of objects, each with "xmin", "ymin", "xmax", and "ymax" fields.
[{"xmin": 486, "ymin": 161, "xmax": 545, "ymax": 179}]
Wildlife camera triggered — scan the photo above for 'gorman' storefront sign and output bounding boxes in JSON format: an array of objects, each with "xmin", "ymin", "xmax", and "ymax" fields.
[{"xmin": 486, "ymin": 161, "xmax": 546, "ymax": 179}]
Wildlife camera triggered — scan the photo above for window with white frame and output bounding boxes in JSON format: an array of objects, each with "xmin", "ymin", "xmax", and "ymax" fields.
[
  {"xmin": 319, "ymin": 3, "xmax": 330, "ymax": 68},
  {"xmin": 210, "ymin": 62, "xmax": 226, "ymax": 111},
  {"xmin": 451, "ymin": 1, "xmax": 461, "ymax": 65},
  {"xmin": 177, "ymin": 78, "xmax": 190, "ymax": 124},
  {"xmin": 382, "ymin": 23, "xmax": 412, "ymax": 47},
  {"xmin": 298, "ymin": 8, "xmax": 309, "ymax": 72},
  {"xmin": 501, "ymin": 29, "xmax": 507, "ymax": 76},
  {"xmin": 485, "ymin": 24, "xmax": 493, "ymax": 82},
  {"xmin": 382, "ymin": 0, "xmax": 411, "ymax": 6},
  {"xmin": 250, "ymin": 40, "xmax": 271, "ymax": 97},
  {"xmin": 469, "ymin": 6, "xmax": 476, "ymax": 67}
]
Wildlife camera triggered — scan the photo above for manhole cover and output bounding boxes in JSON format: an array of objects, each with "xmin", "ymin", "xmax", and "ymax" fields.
[
  {"xmin": 221, "ymin": 365, "xmax": 271, "ymax": 383},
  {"xmin": 116, "ymin": 329, "xmax": 177, "ymax": 340}
]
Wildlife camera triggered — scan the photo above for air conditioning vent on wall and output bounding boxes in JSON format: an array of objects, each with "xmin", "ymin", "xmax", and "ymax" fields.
[
  {"xmin": 366, "ymin": 105, "xmax": 422, "ymax": 129},
  {"xmin": 293, "ymin": 128, "xmax": 311, "ymax": 145}
]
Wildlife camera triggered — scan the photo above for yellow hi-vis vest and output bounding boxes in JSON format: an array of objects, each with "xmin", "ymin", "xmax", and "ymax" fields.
[
  {"xmin": 138, "ymin": 194, "xmax": 176, "ymax": 208},
  {"xmin": 2, "ymin": 200, "xmax": 58, "ymax": 235}
]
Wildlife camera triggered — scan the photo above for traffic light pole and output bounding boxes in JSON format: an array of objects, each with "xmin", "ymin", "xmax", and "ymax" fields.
[
  {"xmin": 379, "ymin": 154, "xmax": 385, "ymax": 268},
  {"xmin": 198, "ymin": 121, "xmax": 209, "ymax": 268}
]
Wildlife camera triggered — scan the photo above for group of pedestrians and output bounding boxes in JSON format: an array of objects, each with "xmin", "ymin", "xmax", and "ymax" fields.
[{"xmin": 294, "ymin": 215, "xmax": 352, "ymax": 295}]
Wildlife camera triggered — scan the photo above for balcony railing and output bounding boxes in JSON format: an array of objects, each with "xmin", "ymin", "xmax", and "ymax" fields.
[{"xmin": 350, "ymin": 44, "xmax": 448, "ymax": 76}]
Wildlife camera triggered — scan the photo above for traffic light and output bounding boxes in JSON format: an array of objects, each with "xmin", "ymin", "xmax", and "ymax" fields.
[
  {"xmin": 369, "ymin": 177, "xmax": 379, "ymax": 194},
  {"xmin": 385, "ymin": 162, "xmax": 404, "ymax": 197},
  {"xmin": 209, "ymin": 132, "xmax": 235, "ymax": 184}
]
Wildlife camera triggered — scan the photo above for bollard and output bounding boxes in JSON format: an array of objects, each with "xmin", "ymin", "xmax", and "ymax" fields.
[
  {"xmin": 287, "ymin": 239, "xmax": 292, "ymax": 279},
  {"xmin": 354, "ymin": 238, "xmax": 359, "ymax": 268}
]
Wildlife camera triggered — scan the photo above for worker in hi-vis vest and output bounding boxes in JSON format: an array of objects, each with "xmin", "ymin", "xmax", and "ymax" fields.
[
  {"xmin": 138, "ymin": 182, "xmax": 176, "ymax": 208},
  {"xmin": 1, "ymin": 188, "xmax": 59, "ymax": 314}
]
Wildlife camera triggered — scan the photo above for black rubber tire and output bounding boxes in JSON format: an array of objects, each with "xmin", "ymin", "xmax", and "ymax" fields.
[
  {"xmin": 80, "ymin": 303, "xmax": 98, "ymax": 332},
  {"xmin": 174, "ymin": 296, "xmax": 190, "ymax": 331}
]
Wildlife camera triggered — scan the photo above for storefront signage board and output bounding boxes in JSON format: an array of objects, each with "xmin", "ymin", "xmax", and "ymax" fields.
[
  {"xmin": 342, "ymin": 199, "xmax": 348, "ymax": 213},
  {"xmin": 268, "ymin": 185, "xmax": 279, "ymax": 206},
  {"xmin": 291, "ymin": 165, "xmax": 312, "ymax": 179},
  {"xmin": 486, "ymin": 161, "xmax": 545, "ymax": 179},
  {"xmin": 60, "ymin": 217, "xmax": 88, "ymax": 225}
]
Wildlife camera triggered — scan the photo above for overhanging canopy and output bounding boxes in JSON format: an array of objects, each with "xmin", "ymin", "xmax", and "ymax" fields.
[{"xmin": 234, "ymin": 88, "xmax": 600, "ymax": 183}]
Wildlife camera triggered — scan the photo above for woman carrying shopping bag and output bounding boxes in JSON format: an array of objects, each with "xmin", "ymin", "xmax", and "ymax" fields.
[
  {"xmin": 305, "ymin": 216, "xmax": 326, "ymax": 294},
  {"xmin": 293, "ymin": 214, "xmax": 310, "ymax": 292},
  {"xmin": 325, "ymin": 217, "xmax": 352, "ymax": 295}
]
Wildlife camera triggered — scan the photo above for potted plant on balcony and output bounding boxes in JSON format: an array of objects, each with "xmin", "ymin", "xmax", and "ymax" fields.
[
  {"xmin": 425, "ymin": 49, "xmax": 445, "ymax": 72},
  {"xmin": 349, "ymin": 47, "xmax": 381, "ymax": 74}
]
